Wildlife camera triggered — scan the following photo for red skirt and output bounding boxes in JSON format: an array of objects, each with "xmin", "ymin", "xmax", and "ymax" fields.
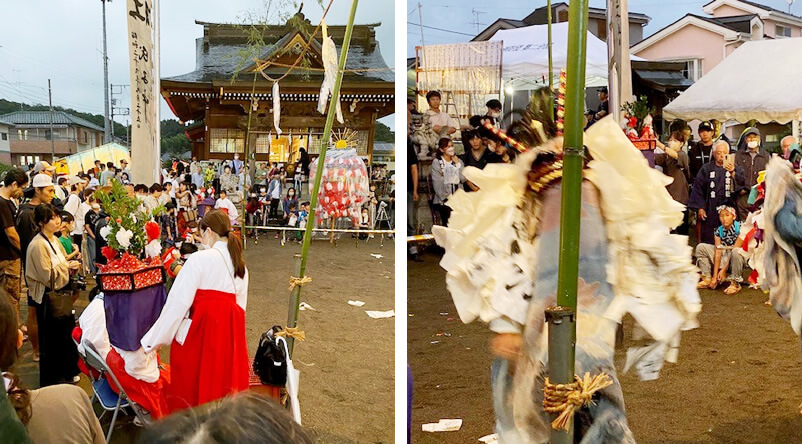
[
  {"xmin": 106, "ymin": 348, "xmax": 171, "ymax": 419},
  {"xmin": 168, "ymin": 288, "xmax": 249, "ymax": 413}
]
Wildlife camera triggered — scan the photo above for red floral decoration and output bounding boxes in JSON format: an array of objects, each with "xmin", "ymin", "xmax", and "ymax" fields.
[{"xmin": 145, "ymin": 221, "xmax": 161, "ymax": 242}]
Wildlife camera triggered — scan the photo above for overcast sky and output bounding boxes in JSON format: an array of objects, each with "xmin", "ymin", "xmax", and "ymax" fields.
[
  {"xmin": 406, "ymin": 0, "xmax": 802, "ymax": 55},
  {"xmin": 0, "ymin": 0, "xmax": 394, "ymax": 128}
]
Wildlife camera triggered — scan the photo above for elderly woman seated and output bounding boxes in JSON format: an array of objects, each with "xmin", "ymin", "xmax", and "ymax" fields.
[
  {"xmin": 695, "ymin": 206, "xmax": 745, "ymax": 295},
  {"xmin": 72, "ymin": 293, "xmax": 171, "ymax": 419}
]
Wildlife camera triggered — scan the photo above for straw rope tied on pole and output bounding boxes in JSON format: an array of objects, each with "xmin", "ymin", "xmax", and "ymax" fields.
[
  {"xmin": 543, "ymin": 372, "xmax": 613, "ymax": 431},
  {"xmin": 284, "ymin": 0, "xmax": 360, "ymax": 357},
  {"xmin": 547, "ymin": 0, "xmax": 590, "ymax": 441}
]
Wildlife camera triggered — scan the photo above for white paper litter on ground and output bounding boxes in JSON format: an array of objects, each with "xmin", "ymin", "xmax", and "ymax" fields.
[
  {"xmin": 299, "ymin": 302, "xmax": 316, "ymax": 311},
  {"xmin": 370, "ymin": 253, "xmax": 384, "ymax": 259},
  {"xmin": 365, "ymin": 310, "xmax": 394, "ymax": 319},
  {"xmin": 348, "ymin": 300, "xmax": 366, "ymax": 307},
  {"xmin": 422, "ymin": 419, "xmax": 463, "ymax": 432},
  {"xmin": 479, "ymin": 433, "xmax": 499, "ymax": 443}
]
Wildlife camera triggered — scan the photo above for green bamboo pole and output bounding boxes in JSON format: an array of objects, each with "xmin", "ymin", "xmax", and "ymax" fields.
[
  {"xmin": 286, "ymin": 0, "xmax": 359, "ymax": 357},
  {"xmin": 547, "ymin": 0, "xmax": 554, "ymax": 120},
  {"xmin": 549, "ymin": 0, "xmax": 589, "ymax": 441},
  {"xmin": 242, "ymin": 71, "xmax": 258, "ymax": 249}
]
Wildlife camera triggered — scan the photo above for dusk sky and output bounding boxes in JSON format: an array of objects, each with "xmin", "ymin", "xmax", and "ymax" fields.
[{"xmin": 0, "ymin": 0, "xmax": 395, "ymax": 127}]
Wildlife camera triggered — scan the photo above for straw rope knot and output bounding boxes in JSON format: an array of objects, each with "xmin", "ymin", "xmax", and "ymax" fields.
[
  {"xmin": 288, "ymin": 276, "xmax": 312, "ymax": 291},
  {"xmin": 275, "ymin": 327, "xmax": 306, "ymax": 342},
  {"xmin": 543, "ymin": 372, "xmax": 613, "ymax": 431}
]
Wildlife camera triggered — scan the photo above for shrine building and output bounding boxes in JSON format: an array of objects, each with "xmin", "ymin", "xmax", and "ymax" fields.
[{"xmin": 160, "ymin": 13, "xmax": 394, "ymax": 164}]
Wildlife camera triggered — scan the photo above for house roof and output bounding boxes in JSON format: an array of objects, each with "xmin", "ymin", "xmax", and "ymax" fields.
[
  {"xmin": 690, "ymin": 13, "xmax": 757, "ymax": 33},
  {"xmin": 523, "ymin": 2, "xmax": 651, "ymax": 25},
  {"xmin": 0, "ymin": 111, "xmax": 104, "ymax": 131},
  {"xmin": 472, "ymin": 18, "xmax": 528, "ymax": 41},
  {"xmin": 704, "ymin": 0, "xmax": 802, "ymax": 20},
  {"xmin": 372, "ymin": 142, "xmax": 394, "ymax": 153},
  {"xmin": 631, "ymin": 13, "xmax": 750, "ymax": 53},
  {"xmin": 163, "ymin": 15, "xmax": 393, "ymax": 86}
]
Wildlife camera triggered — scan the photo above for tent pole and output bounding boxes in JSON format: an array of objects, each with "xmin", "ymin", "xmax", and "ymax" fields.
[
  {"xmin": 548, "ymin": 0, "xmax": 589, "ymax": 442},
  {"xmin": 285, "ymin": 0, "xmax": 359, "ymax": 357}
]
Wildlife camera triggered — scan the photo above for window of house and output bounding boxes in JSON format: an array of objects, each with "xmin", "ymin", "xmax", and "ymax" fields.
[
  {"xmin": 680, "ymin": 59, "xmax": 703, "ymax": 81},
  {"xmin": 254, "ymin": 133, "xmax": 271, "ymax": 154},
  {"xmin": 1, "ymin": 133, "xmax": 6, "ymax": 141},
  {"xmin": 597, "ymin": 23, "xmax": 607, "ymax": 41},
  {"xmin": 44, "ymin": 129, "xmax": 51, "ymax": 140},
  {"xmin": 209, "ymin": 128, "xmax": 245, "ymax": 153},
  {"xmin": 23, "ymin": 130, "xmax": 27, "ymax": 140},
  {"xmin": 776, "ymin": 25, "xmax": 792, "ymax": 38},
  {"xmin": 557, "ymin": 10, "xmax": 569, "ymax": 22},
  {"xmin": 84, "ymin": 131, "xmax": 88, "ymax": 144}
]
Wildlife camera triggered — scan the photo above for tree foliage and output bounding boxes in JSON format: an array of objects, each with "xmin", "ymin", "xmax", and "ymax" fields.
[{"xmin": 374, "ymin": 121, "xmax": 394, "ymax": 143}]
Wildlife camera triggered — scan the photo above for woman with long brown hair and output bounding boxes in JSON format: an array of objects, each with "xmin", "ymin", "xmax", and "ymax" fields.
[{"xmin": 141, "ymin": 209, "xmax": 249, "ymax": 413}]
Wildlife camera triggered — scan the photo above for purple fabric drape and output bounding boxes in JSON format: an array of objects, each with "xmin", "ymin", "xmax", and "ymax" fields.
[{"xmin": 104, "ymin": 284, "xmax": 167, "ymax": 351}]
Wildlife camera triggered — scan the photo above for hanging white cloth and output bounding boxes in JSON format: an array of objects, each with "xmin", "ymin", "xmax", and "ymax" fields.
[
  {"xmin": 317, "ymin": 21, "xmax": 343, "ymax": 124},
  {"xmin": 273, "ymin": 81, "xmax": 282, "ymax": 136}
]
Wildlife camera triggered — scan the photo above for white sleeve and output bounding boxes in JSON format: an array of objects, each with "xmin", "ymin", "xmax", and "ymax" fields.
[
  {"xmin": 236, "ymin": 268, "xmax": 249, "ymax": 311},
  {"xmin": 140, "ymin": 255, "xmax": 201, "ymax": 352},
  {"xmin": 64, "ymin": 195, "xmax": 80, "ymax": 216}
]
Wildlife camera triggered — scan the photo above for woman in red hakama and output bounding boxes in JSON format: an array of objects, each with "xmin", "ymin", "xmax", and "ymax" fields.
[{"xmin": 140, "ymin": 210, "xmax": 250, "ymax": 413}]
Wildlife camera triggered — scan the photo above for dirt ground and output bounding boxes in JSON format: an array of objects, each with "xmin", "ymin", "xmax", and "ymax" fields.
[
  {"xmin": 14, "ymin": 236, "xmax": 395, "ymax": 443},
  {"xmin": 408, "ymin": 248, "xmax": 802, "ymax": 444}
]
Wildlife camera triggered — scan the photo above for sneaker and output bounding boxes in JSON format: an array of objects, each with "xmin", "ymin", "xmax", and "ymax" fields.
[{"xmin": 724, "ymin": 282, "xmax": 742, "ymax": 295}]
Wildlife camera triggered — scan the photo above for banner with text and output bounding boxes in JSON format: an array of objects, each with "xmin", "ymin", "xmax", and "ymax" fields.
[{"xmin": 126, "ymin": 0, "xmax": 158, "ymax": 184}]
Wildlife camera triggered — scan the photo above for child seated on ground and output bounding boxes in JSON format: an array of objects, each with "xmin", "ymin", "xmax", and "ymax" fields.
[
  {"xmin": 357, "ymin": 207, "xmax": 370, "ymax": 240},
  {"xmin": 695, "ymin": 206, "xmax": 744, "ymax": 295}
]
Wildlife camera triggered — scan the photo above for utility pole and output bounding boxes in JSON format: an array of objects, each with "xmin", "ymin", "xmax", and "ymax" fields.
[
  {"xmin": 110, "ymin": 84, "xmax": 131, "ymax": 142},
  {"xmin": 101, "ymin": 0, "xmax": 112, "ymax": 144},
  {"xmin": 48, "ymin": 79, "xmax": 55, "ymax": 162},
  {"xmin": 417, "ymin": 3, "xmax": 425, "ymax": 48}
]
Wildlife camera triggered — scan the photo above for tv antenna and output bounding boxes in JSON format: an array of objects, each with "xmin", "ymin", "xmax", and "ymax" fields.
[
  {"xmin": 787, "ymin": 0, "xmax": 794, "ymax": 14},
  {"xmin": 470, "ymin": 8, "xmax": 487, "ymax": 34}
]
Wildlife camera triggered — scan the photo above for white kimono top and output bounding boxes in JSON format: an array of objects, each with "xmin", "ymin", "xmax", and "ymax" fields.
[
  {"xmin": 77, "ymin": 295, "xmax": 111, "ymax": 360},
  {"xmin": 140, "ymin": 241, "xmax": 248, "ymax": 353}
]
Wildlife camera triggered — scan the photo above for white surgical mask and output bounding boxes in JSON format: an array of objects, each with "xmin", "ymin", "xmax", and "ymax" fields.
[
  {"xmin": 200, "ymin": 228, "xmax": 213, "ymax": 249},
  {"xmin": 747, "ymin": 141, "xmax": 759, "ymax": 149},
  {"xmin": 445, "ymin": 147, "xmax": 455, "ymax": 157}
]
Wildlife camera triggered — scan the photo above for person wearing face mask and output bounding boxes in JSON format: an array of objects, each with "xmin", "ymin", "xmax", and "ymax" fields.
[
  {"xmin": 485, "ymin": 99, "xmax": 503, "ymax": 129},
  {"xmin": 140, "ymin": 210, "xmax": 249, "ymax": 413},
  {"xmin": 430, "ymin": 138, "xmax": 464, "ymax": 226},
  {"xmin": 281, "ymin": 187, "xmax": 298, "ymax": 225},
  {"xmin": 734, "ymin": 127, "xmax": 769, "ymax": 220}
]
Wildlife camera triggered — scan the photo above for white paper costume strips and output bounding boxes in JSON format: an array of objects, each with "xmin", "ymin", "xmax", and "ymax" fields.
[{"xmin": 433, "ymin": 116, "xmax": 701, "ymax": 442}]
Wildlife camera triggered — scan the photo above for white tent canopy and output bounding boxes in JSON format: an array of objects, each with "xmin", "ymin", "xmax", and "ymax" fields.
[
  {"xmin": 489, "ymin": 22, "xmax": 643, "ymax": 89},
  {"xmin": 663, "ymin": 38, "xmax": 802, "ymax": 124}
]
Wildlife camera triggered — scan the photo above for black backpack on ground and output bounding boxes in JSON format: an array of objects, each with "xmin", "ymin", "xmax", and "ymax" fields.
[{"xmin": 252, "ymin": 325, "xmax": 287, "ymax": 386}]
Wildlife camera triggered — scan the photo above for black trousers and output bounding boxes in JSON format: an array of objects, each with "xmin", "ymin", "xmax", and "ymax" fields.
[
  {"xmin": 35, "ymin": 293, "xmax": 79, "ymax": 387},
  {"xmin": 433, "ymin": 203, "xmax": 452, "ymax": 227}
]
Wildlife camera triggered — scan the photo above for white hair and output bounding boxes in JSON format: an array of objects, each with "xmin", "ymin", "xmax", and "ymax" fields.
[
  {"xmin": 714, "ymin": 140, "xmax": 730, "ymax": 152},
  {"xmin": 781, "ymin": 135, "xmax": 796, "ymax": 147}
]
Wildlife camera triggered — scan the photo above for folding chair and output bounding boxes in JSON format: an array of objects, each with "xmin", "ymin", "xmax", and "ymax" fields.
[{"xmin": 81, "ymin": 340, "xmax": 149, "ymax": 442}]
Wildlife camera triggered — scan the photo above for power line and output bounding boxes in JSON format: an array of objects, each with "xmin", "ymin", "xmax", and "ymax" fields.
[
  {"xmin": 0, "ymin": 46, "xmax": 99, "ymax": 85},
  {"xmin": 407, "ymin": 22, "xmax": 476, "ymax": 37}
]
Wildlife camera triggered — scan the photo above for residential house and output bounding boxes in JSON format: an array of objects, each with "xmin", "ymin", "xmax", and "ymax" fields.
[
  {"xmin": 0, "ymin": 121, "xmax": 11, "ymax": 164},
  {"xmin": 631, "ymin": 0, "xmax": 802, "ymax": 143},
  {"xmin": 473, "ymin": 2, "xmax": 651, "ymax": 43},
  {"xmin": 0, "ymin": 111, "xmax": 105, "ymax": 167}
]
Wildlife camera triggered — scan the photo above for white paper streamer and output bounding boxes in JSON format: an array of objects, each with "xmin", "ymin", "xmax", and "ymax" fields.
[
  {"xmin": 318, "ymin": 21, "xmax": 343, "ymax": 124},
  {"xmin": 273, "ymin": 81, "xmax": 282, "ymax": 135}
]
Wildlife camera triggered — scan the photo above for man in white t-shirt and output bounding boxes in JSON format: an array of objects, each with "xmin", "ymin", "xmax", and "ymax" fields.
[
  {"xmin": 425, "ymin": 91, "xmax": 457, "ymax": 137},
  {"xmin": 63, "ymin": 176, "xmax": 89, "ymax": 244}
]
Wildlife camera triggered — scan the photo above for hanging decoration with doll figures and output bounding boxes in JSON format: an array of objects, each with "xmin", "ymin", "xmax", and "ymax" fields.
[
  {"xmin": 95, "ymin": 181, "xmax": 168, "ymax": 352},
  {"xmin": 308, "ymin": 128, "xmax": 369, "ymax": 232},
  {"xmin": 622, "ymin": 95, "xmax": 658, "ymax": 167}
]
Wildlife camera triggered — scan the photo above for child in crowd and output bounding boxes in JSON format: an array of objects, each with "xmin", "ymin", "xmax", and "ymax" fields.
[
  {"xmin": 296, "ymin": 202, "xmax": 310, "ymax": 242},
  {"xmin": 357, "ymin": 207, "xmax": 370, "ymax": 240},
  {"xmin": 214, "ymin": 190, "xmax": 239, "ymax": 227},
  {"xmin": 258, "ymin": 186, "xmax": 270, "ymax": 225},
  {"xmin": 57, "ymin": 211, "xmax": 81, "ymax": 262},
  {"xmin": 162, "ymin": 202, "xmax": 177, "ymax": 246},
  {"xmin": 695, "ymin": 205, "xmax": 744, "ymax": 295},
  {"xmin": 166, "ymin": 242, "xmax": 198, "ymax": 292}
]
